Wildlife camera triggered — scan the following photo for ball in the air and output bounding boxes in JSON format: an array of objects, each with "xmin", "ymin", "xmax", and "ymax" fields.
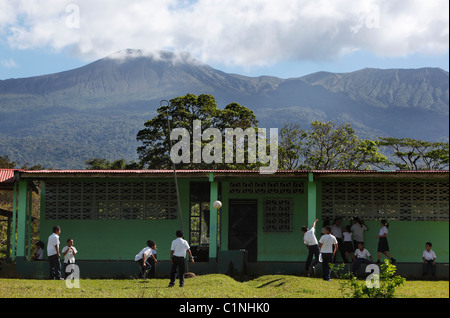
[{"xmin": 213, "ymin": 200, "xmax": 222, "ymax": 209}]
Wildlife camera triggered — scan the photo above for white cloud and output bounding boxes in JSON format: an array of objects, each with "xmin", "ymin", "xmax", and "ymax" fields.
[
  {"xmin": 1, "ymin": 58, "xmax": 18, "ymax": 68},
  {"xmin": 0, "ymin": 0, "xmax": 448, "ymax": 67}
]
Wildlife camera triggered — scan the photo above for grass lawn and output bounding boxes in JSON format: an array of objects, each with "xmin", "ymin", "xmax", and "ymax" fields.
[{"xmin": 0, "ymin": 274, "xmax": 448, "ymax": 298}]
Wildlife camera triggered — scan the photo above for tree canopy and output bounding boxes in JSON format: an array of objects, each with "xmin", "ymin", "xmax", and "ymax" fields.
[
  {"xmin": 136, "ymin": 93, "xmax": 259, "ymax": 170},
  {"xmin": 378, "ymin": 137, "xmax": 449, "ymax": 170},
  {"xmin": 278, "ymin": 121, "xmax": 389, "ymax": 170}
]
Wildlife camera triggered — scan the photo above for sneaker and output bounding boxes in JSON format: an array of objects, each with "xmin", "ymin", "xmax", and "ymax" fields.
[{"xmin": 168, "ymin": 283, "xmax": 174, "ymax": 288}]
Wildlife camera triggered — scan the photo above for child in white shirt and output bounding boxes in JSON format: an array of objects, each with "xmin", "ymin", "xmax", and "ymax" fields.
[
  {"xmin": 343, "ymin": 225, "xmax": 354, "ymax": 263},
  {"xmin": 422, "ymin": 242, "xmax": 437, "ymax": 279},
  {"xmin": 62, "ymin": 238, "xmax": 78, "ymax": 278},
  {"xmin": 352, "ymin": 242, "xmax": 374, "ymax": 275}
]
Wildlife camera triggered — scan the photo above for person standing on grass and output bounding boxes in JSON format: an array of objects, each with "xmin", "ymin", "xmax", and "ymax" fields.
[
  {"xmin": 62, "ymin": 238, "xmax": 78, "ymax": 278},
  {"xmin": 168, "ymin": 230, "xmax": 194, "ymax": 287},
  {"xmin": 331, "ymin": 217, "xmax": 345, "ymax": 262},
  {"xmin": 376, "ymin": 219, "xmax": 396, "ymax": 264},
  {"xmin": 319, "ymin": 225, "xmax": 338, "ymax": 281},
  {"xmin": 342, "ymin": 225, "xmax": 354, "ymax": 263},
  {"xmin": 148, "ymin": 240, "xmax": 158, "ymax": 278},
  {"xmin": 422, "ymin": 242, "xmax": 437, "ymax": 279},
  {"xmin": 135, "ymin": 240, "xmax": 158, "ymax": 279},
  {"xmin": 351, "ymin": 217, "xmax": 368, "ymax": 248},
  {"xmin": 301, "ymin": 218, "xmax": 320, "ymax": 277},
  {"xmin": 47, "ymin": 225, "xmax": 61, "ymax": 280}
]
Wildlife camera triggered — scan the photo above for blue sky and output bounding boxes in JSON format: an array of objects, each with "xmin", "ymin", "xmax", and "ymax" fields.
[{"xmin": 0, "ymin": 0, "xmax": 448, "ymax": 80}]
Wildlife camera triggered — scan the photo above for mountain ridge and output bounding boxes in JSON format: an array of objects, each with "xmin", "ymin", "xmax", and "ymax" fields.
[{"xmin": 0, "ymin": 49, "xmax": 448, "ymax": 168}]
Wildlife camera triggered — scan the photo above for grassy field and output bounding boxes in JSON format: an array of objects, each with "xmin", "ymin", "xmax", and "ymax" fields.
[{"xmin": 0, "ymin": 274, "xmax": 448, "ymax": 298}]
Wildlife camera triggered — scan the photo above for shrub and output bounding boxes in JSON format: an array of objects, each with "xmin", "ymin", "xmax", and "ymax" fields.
[{"xmin": 331, "ymin": 259, "xmax": 406, "ymax": 298}]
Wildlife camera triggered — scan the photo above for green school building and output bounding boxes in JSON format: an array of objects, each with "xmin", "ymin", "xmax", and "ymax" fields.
[{"xmin": 2, "ymin": 169, "xmax": 449, "ymax": 279}]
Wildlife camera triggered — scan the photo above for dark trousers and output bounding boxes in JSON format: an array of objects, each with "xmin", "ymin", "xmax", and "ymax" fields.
[
  {"xmin": 136, "ymin": 259, "xmax": 152, "ymax": 279},
  {"xmin": 63, "ymin": 262, "xmax": 75, "ymax": 278},
  {"xmin": 48, "ymin": 254, "xmax": 61, "ymax": 280},
  {"xmin": 305, "ymin": 245, "xmax": 320, "ymax": 271},
  {"xmin": 333, "ymin": 238, "xmax": 345, "ymax": 262},
  {"xmin": 322, "ymin": 253, "xmax": 333, "ymax": 280},
  {"xmin": 170, "ymin": 256, "xmax": 186, "ymax": 286},
  {"xmin": 423, "ymin": 260, "xmax": 436, "ymax": 278},
  {"xmin": 148, "ymin": 254, "xmax": 157, "ymax": 278},
  {"xmin": 352, "ymin": 258, "xmax": 372, "ymax": 275}
]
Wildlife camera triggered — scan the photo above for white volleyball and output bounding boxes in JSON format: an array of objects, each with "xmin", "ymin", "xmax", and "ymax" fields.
[{"xmin": 213, "ymin": 200, "xmax": 222, "ymax": 209}]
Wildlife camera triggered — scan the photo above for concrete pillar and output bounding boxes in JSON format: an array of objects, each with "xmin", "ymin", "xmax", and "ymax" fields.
[
  {"xmin": 307, "ymin": 172, "xmax": 317, "ymax": 227},
  {"xmin": 16, "ymin": 180, "xmax": 28, "ymax": 260},
  {"xmin": 209, "ymin": 173, "xmax": 218, "ymax": 260}
]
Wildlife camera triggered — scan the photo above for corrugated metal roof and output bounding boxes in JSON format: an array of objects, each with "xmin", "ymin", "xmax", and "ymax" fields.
[
  {"xmin": 17, "ymin": 169, "xmax": 449, "ymax": 176},
  {"xmin": 0, "ymin": 169, "xmax": 22, "ymax": 184}
]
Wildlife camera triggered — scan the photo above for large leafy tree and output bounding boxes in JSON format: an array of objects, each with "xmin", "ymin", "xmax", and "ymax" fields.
[
  {"xmin": 278, "ymin": 121, "xmax": 388, "ymax": 170},
  {"xmin": 278, "ymin": 123, "xmax": 306, "ymax": 170},
  {"xmin": 136, "ymin": 94, "xmax": 259, "ymax": 169},
  {"xmin": 378, "ymin": 137, "xmax": 449, "ymax": 170}
]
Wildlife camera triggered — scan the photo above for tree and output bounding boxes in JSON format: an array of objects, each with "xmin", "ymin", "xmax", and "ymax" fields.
[
  {"xmin": 0, "ymin": 155, "xmax": 17, "ymax": 168},
  {"xmin": 136, "ymin": 94, "xmax": 259, "ymax": 169},
  {"xmin": 378, "ymin": 137, "xmax": 449, "ymax": 170},
  {"xmin": 85, "ymin": 158, "xmax": 142, "ymax": 170},
  {"xmin": 279, "ymin": 121, "xmax": 388, "ymax": 170},
  {"xmin": 278, "ymin": 123, "xmax": 306, "ymax": 170},
  {"xmin": 0, "ymin": 155, "xmax": 47, "ymax": 170}
]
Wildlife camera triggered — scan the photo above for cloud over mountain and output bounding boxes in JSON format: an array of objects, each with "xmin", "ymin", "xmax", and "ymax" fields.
[
  {"xmin": 0, "ymin": 50, "xmax": 448, "ymax": 168},
  {"xmin": 1, "ymin": 0, "xmax": 448, "ymax": 68}
]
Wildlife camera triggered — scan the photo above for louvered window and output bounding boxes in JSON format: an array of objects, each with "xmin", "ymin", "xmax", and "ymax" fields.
[
  {"xmin": 321, "ymin": 181, "xmax": 449, "ymax": 221},
  {"xmin": 45, "ymin": 181, "xmax": 177, "ymax": 220}
]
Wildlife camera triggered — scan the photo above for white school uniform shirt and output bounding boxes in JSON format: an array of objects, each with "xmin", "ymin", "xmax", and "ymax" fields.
[
  {"xmin": 343, "ymin": 231, "xmax": 352, "ymax": 242},
  {"xmin": 378, "ymin": 226, "xmax": 388, "ymax": 236},
  {"xmin": 35, "ymin": 248, "xmax": 44, "ymax": 260},
  {"xmin": 62, "ymin": 246, "xmax": 78, "ymax": 264},
  {"xmin": 319, "ymin": 234, "xmax": 338, "ymax": 253},
  {"xmin": 331, "ymin": 224, "xmax": 343, "ymax": 239},
  {"xmin": 423, "ymin": 249, "xmax": 437, "ymax": 261},
  {"xmin": 303, "ymin": 227, "xmax": 318, "ymax": 246},
  {"xmin": 354, "ymin": 248, "xmax": 371, "ymax": 259},
  {"xmin": 171, "ymin": 237, "xmax": 190, "ymax": 258},
  {"xmin": 135, "ymin": 246, "xmax": 153, "ymax": 262},
  {"xmin": 47, "ymin": 233, "xmax": 60, "ymax": 257},
  {"xmin": 351, "ymin": 223, "xmax": 368, "ymax": 242}
]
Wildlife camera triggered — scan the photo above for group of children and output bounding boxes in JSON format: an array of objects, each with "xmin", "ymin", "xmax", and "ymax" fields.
[
  {"xmin": 42, "ymin": 226, "xmax": 195, "ymax": 287},
  {"xmin": 134, "ymin": 229, "xmax": 195, "ymax": 287},
  {"xmin": 302, "ymin": 218, "xmax": 438, "ymax": 280},
  {"xmin": 38, "ymin": 222, "xmax": 437, "ymax": 282},
  {"xmin": 39, "ymin": 225, "xmax": 78, "ymax": 280}
]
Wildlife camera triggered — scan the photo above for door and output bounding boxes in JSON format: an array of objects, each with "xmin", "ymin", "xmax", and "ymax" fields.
[{"xmin": 228, "ymin": 199, "xmax": 258, "ymax": 262}]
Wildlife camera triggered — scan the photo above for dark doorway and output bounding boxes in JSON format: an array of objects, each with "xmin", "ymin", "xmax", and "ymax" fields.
[
  {"xmin": 228, "ymin": 199, "xmax": 258, "ymax": 262},
  {"xmin": 189, "ymin": 182, "xmax": 211, "ymax": 262}
]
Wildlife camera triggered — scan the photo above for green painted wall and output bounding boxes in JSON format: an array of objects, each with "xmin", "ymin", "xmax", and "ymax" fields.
[
  {"xmin": 37, "ymin": 176, "xmax": 449, "ymax": 264},
  {"xmin": 220, "ymin": 177, "xmax": 448, "ymax": 263},
  {"xmin": 337, "ymin": 220, "xmax": 449, "ymax": 263},
  {"xmin": 315, "ymin": 179, "xmax": 449, "ymax": 263},
  {"xmin": 220, "ymin": 178, "xmax": 309, "ymax": 262},
  {"xmin": 39, "ymin": 178, "xmax": 191, "ymax": 261}
]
